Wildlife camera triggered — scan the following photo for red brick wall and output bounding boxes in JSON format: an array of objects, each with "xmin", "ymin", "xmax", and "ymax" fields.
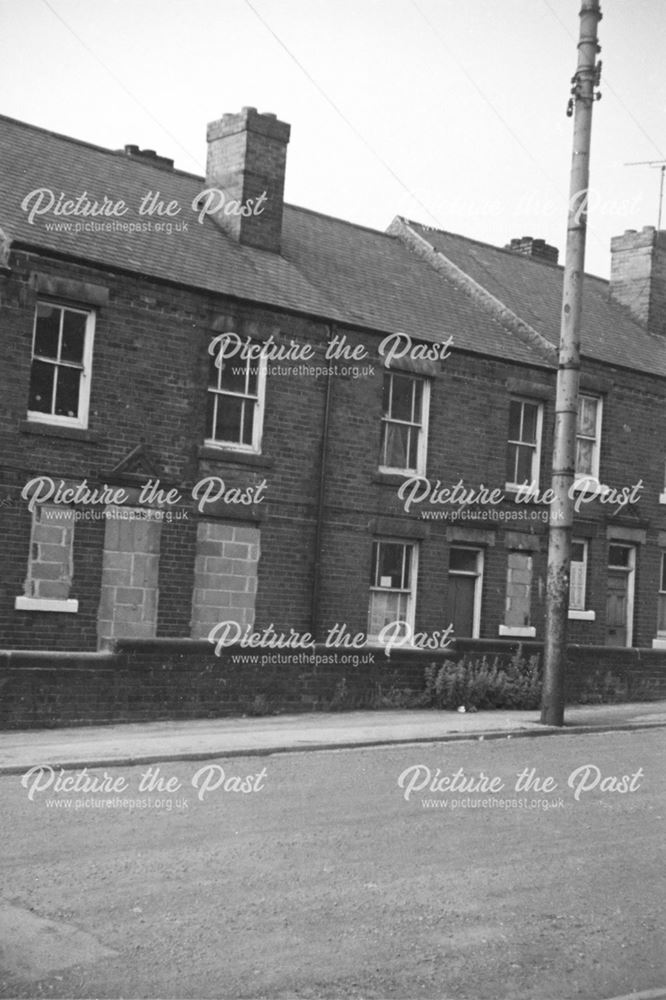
[
  {"xmin": 1, "ymin": 248, "xmax": 665, "ymax": 655},
  {"xmin": 1, "ymin": 639, "xmax": 664, "ymax": 730}
]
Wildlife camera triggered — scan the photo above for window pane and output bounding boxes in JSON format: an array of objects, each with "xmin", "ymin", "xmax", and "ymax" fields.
[
  {"xmin": 658, "ymin": 594, "xmax": 666, "ymax": 632},
  {"xmin": 450, "ymin": 548, "xmax": 478, "ymax": 573},
  {"xmin": 576, "ymin": 438, "xmax": 594, "ymax": 475},
  {"xmin": 609, "ymin": 545, "xmax": 630, "ymax": 568},
  {"xmin": 578, "ymin": 396, "xmax": 597, "ymax": 437},
  {"xmin": 390, "ymin": 375, "xmax": 414, "ymax": 422},
  {"xmin": 661, "ymin": 555, "xmax": 666, "ymax": 592},
  {"xmin": 515, "ymin": 444, "xmax": 534, "ymax": 484},
  {"xmin": 569, "ymin": 561, "xmax": 585, "ymax": 610},
  {"xmin": 61, "ymin": 310, "xmax": 86, "ymax": 363},
  {"xmin": 214, "ymin": 395, "xmax": 243, "ymax": 442},
  {"xmin": 382, "ymin": 423, "xmax": 409, "ymax": 469},
  {"xmin": 28, "ymin": 359, "xmax": 55, "ymax": 413},
  {"xmin": 411, "ymin": 380, "xmax": 423, "ymax": 424},
  {"xmin": 34, "ymin": 304, "xmax": 60, "ymax": 358},
  {"xmin": 571, "ymin": 542, "xmax": 585, "ymax": 563},
  {"xmin": 241, "ymin": 400, "xmax": 255, "ymax": 446},
  {"xmin": 54, "ymin": 366, "xmax": 80, "ymax": 417},
  {"xmin": 521, "ymin": 403, "xmax": 538, "ymax": 444},
  {"xmin": 382, "ymin": 375, "xmax": 391, "ymax": 416},
  {"xmin": 368, "ymin": 591, "xmax": 409, "ymax": 635},
  {"xmin": 377, "ymin": 543, "xmax": 408, "ymax": 589},
  {"xmin": 407, "ymin": 427, "xmax": 419, "ymax": 469},
  {"xmin": 246, "ymin": 364, "xmax": 259, "ymax": 396},
  {"xmin": 219, "ymin": 357, "xmax": 247, "ymax": 394},
  {"xmin": 505, "ymin": 552, "xmax": 532, "ymax": 627},
  {"xmin": 508, "ymin": 400, "xmax": 522, "ymax": 441}
]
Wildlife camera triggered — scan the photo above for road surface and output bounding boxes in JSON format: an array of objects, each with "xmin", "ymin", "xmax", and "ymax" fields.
[{"xmin": 1, "ymin": 728, "xmax": 664, "ymax": 999}]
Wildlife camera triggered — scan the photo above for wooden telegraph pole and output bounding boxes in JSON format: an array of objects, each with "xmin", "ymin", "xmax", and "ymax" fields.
[{"xmin": 541, "ymin": 0, "xmax": 603, "ymax": 726}]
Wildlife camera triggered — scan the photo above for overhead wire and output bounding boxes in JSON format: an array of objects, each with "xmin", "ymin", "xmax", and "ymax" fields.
[
  {"xmin": 242, "ymin": 0, "xmax": 444, "ymax": 228},
  {"xmin": 408, "ymin": 0, "xmax": 567, "ymax": 199},
  {"xmin": 407, "ymin": 0, "xmax": 615, "ymax": 261},
  {"xmin": 40, "ymin": 0, "xmax": 205, "ymax": 172},
  {"xmin": 39, "ymin": 0, "xmax": 628, "ymax": 266},
  {"xmin": 541, "ymin": 0, "xmax": 666, "ymax": 160}
]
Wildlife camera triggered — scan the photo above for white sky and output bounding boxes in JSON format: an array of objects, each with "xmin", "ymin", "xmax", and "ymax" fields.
[{"xmin": 1, "ymin": 0, "xmax": 665, "ymax": 278}]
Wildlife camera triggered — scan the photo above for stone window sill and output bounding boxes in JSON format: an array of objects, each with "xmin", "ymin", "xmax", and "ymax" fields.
[
  {"xmin": 652, "ymin": 636, "xmax": 666, "ymax": 650},
  {"xmin": 503, "ymin": 484, "xmax": 547, "ymax": 503},
  {"xmin": 20, "ymin": 420, "xmax": 99, "ymax": 443},
  {"xmin": 374, "ymin": 471, "xmax": 413, "ymax": 487},
  {"xmin": 498, "ymin": 625, "xmax": 536, "ymax": 638},
  {"xmin": 568, "ymin": 609, "xmax": 596, "ymax": 621},
  {"xmin": 198, "ymin": 445, "xmax": 274, "ymax": 469},
  {"xmin": 659, "ymin": 491, "xmax": 666, "ymax": 505},
  {"xmin": 15, "ymin": 596, "xmax": 79, "ymax": 613}
]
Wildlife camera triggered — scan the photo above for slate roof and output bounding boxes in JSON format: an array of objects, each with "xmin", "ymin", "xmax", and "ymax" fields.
[
  {"xmin": 0, "ymin": 114, "xmax": 548, "ymax": 368},
  {"xmin": 2, "ymin": 113, "xmax": 664, "ymax": 379},
  {"xmin": 0, "ymin": 115, "xmax": 340, "ymax": 321},
  {"xmin": 402, "ymin": 221, "xmax": 666, "ymax": 379}
]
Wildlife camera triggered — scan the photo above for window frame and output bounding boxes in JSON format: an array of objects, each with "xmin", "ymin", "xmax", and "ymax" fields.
[
  {"xmin": 499, "ymin": 550, "xmax": 536, "ymax": 638},
  {"xmin": 657, "ymin": 552, "xmax": 666, "ymax": 637},
  {"xmin": 205, "ymin": 343, "xmax": 267, "ymax": 454},
  {"xmin": 505, "ymin": 396, "xmax": 544, "ymax": 492},
  {"xmin": 448, "ymin": 545, "xmax": 484, "ymax": 638},
  {"xmin": 14, "ymin": 504, "xmax": 78, "ymax": 613},
  {"xmin": 367, "ymin": 538, "xmax": 419, "ymax": 642},
  {"xmin": 27, "ymin": 300, "xmax": 95, "ymax": 430},
  {"xmin": 379, "ymin": 373, "xmax": 430, "ymax": 476},
  {"xmin": 568, "ymin": 538, "xmax": 596, "ymax": 620},
  {"xmin": 575, "ymin": 393, "xmax": 603, "ymax": 481}
]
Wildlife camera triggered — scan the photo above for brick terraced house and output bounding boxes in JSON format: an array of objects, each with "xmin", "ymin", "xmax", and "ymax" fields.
[{"xmin": 1, "ymin": 107, "xmax": 665, "ymax": 654}]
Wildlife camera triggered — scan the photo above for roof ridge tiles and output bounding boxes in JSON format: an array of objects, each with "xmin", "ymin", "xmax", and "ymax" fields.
[
  {"xmin": 388, "ymin": 216, "xmax": 557, "ymax": 367},
  {"xmin": 405, "ymin": 217, "xmax": 611, "ymax": 284}
]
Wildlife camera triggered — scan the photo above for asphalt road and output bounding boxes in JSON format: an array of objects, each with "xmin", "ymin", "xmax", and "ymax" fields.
[{"xmin": 1, "ymin": 728, "xmax": 664, "ymax": 1000}]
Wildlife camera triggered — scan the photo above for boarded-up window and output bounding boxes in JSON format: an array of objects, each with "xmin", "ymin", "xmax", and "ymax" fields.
[
  {"xmin": 24, "ymin": 505, "xmax": 74, "ymax": 601},
  {"xmin": 191, "ymin": 522, "xmax": 260, "ymax": 640}
]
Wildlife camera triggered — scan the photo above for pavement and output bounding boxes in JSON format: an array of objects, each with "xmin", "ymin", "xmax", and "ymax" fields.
[{"xmin": 1, "ymin": 700, "xmax": 665, "ymax": 775}]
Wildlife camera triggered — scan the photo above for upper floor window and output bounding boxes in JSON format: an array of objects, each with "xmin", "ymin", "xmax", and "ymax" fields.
[
  {"xmin": 206, "ymin": 343, "xmax": 266, "ymax": 452},
  {"xmin": 506, "ymin": 398, "xmax": 543, "ymax": 489},
  {"xmin": 379, "ymin": 373, "xmax": 429, "ymax": 474},
  {"xmin": 27, "ymin": 302, "xmax": 95, "ymax": 428},
  {"xmin": 576, "ymin": 394, "xmax": 602, "ymax": 479}
]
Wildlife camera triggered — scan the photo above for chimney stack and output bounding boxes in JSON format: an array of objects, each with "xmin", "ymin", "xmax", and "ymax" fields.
[
  {"xmin": 123, "ymin": 145, "xmax": 174, "ymax": 170},
  {"xmin": 609, "ymin": 226, "xmax": 666, "ymax": 336},
  {"xmin": 204, "ymin": 106, "xmax": 291, "ymax": 254},
  {"xmin": 505, "ymin": 236, "xmax": 559, "ymax": 265}
]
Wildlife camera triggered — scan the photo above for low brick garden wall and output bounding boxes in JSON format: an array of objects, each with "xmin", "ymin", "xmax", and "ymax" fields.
[{"xmin": 1, "ymin": 637, "xmax": 665, "ymax": 729}]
